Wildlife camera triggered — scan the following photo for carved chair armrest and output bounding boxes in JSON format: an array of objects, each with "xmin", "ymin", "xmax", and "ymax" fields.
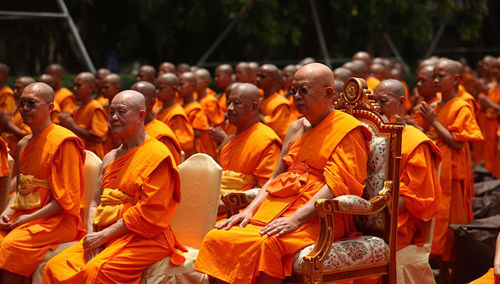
[
  {"xmin": 221, "ymin": 188, "xmax": 259, "ymax": 218},
  {"xmin": 301, "ymin": 181, "xmax": 393, "ymax": 281}
]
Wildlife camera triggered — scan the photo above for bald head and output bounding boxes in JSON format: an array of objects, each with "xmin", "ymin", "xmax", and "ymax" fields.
[
  {"xmin": 14, "ymin": 76, "xmax": 36, "ymax": 99},
  {"xmin": 295, "ymin": 63, "xmax": 334, "ymax": 87},
  {"xmin": 137, "ymin": 65, "xmax": 156, "ymax": 83},
  {"xmin": 333, "ymin": 67, "xmax": 352, "ymax": 83},
  {"xmin": 157, "ymin": 73, "xmax": 179, "ymax": 86},
  {"xmin": 370, "ymin": 63, "xmax": 385, "ymax": 80},
  {"xmin": 215, "ymin": 64, "xmax": 233, "ymax": 90},
  {"xmin": 373, "ymin": 79, "xmax": 406, "ymax": 120},
  {"xmin": 216, "ymin": 64, "xmax": 233, "ymax": 74},
  {"xmin": 299, "ymin": 57, "xmax": 315, "ymax": 65},
  {"xmin": 104, "ymin": 73, "xmax": 121, "ymax": 86},
  {"xmin": 23, "ymin": 82, "xmax": 54, "ymax": 103},
  {"xmin": 177, "ymin": 63, "xmax": 190, "ymax": 75},
  {"xmin": 257, "ymin": 64, "xmax": 280, "ymax": 91},
  {"xmin": 232, "ymin": 83, "xmax": 260, "ymax": 103},
  {"xmin": 96, "ymin": 68, "xmax": 110, "ymax": 79},
  {"xmin": 181, "ymin": 72, "xmax": 197, "ymax": 84},
  {"xmin": 112, "ymin": 90, "xmax": 146, "ymax": 112},
  {"xmin": 195, "ymin": 68, "xmax": 211, "ymax": 92},
  {"xmin": 350, "ymin": 60, "xmax": 368, "ymax": 78},
  {"xmin": 179, "ymin": 72, "xmax": 197, "ymax": 97},
  {"xmin": 352, "ymin": 51, "xmax": 371, "ymax": 66},
  {"xmin": 227, "ymin": 83, "xmax": 261, "ymax": 128},
  {"xmin": 332, "ymin": 80, "xmax": 344, "ymax": 102},
  {"xmin": 0, "ymin": 63, "xmax": 9, "ymax": 76},
  {"xmin": 45, "ymin": 64, "xmax": 62, "ymax": 77},
  {"xmin": 436, "ymin": 59, "xmax": 461, "ymax": 76},
  {"xmin": 76, "ymin": 72, "xmax": 96, "ymax": 84},
  {"xmin": 158, "ymin": 62, "xmax": 176, "ymax": 76},
  {"xmin": 375, "ymin": 79, "xmax": 405, "ymax": 98},
  {"xmin": 38, "ymin": 74, "xmax": 56, "ymax": 89},
  {"xmin": 131, "ymin": 81, "xmax": 156, "ymax": 102}
]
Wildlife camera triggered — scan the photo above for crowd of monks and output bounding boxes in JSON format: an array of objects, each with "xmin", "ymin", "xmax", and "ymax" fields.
[{"xmin": 0, "ymin": 50, "xmax": 498, "ymax": 283}]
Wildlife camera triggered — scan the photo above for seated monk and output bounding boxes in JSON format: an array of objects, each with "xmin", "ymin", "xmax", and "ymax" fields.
[
  {"xmin": 194, "ymin": 63, "xmax": 371, "ymax": 283},
  {"xmin": 131, "ymin": 81, "xmax": 182, "ymax": 164},
  {"xmin": 1, "ymin": 76, "xmax": 34, "ymax": 156},
  {"xmin": 0, "ymin": 63, "xmax": 16, "ymax": 115},
  {"xmin": 59, "ymin": 72, "xmax": 108, "ymax": 158},
  {"xmin": 45, "ymin": 64, "xmax": 77, "ymax": 113},
  {"xmin": 217, "ymin": 83, "xmax": 282, "ymax": 215},
  {"xmin": 0, "ymin": 82, "xmax": 85, "ymax": 284},
  {"xmin": 94, "ymin": 68, "xmax": 111, "ymax": 106},
  {"xmin": 373, "ymin": 79, "xmax": 441, "ymax": 250},
  {"xmin": 43, "ymin": 90, "xmax": 186, "ymax": 283},
  {"xmin": 419, "ymin": 59, "xmax": 483, "ymax": 284},
  {"xmin": 37, "ymin": 74, "xmax": 62, "ymax": 123},
  {"xmin": 100, "ymin": 73, "xmax": 121, "ymax": 154},
  {"xmin": 180, "ymin": 72, "xmax": 217, "ymax": 159},
  {"xmin": 214, "ymin": 64, "xmax": 234, "ymax": 113},
  {"xmin": 156, "ymin": 73, "xmax": 195, "ymax": 157},
  {"xmin": 195, "ymin": 68, "xmax": 224, "ymax": 127},
  {"xmin": 257, "ymin": 64, "xmax": 299, "ymax": 140}
]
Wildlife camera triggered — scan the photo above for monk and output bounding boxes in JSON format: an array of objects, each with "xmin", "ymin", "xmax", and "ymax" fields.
[
  {"xmin": 195, "ymin": 69, "xmax": 224, "ymax": 126},
  {"xmin": 0, "ymin": 64, "xmax": 16, "ymax": 115},
  {"xmin": 420, "ymin": 59, "xmax": 483, "ymax": 283},
  {"xmin": 368, "ymin": 62, "xmax": 384, "ymax": 90},
  {"xmin": 0, "ymin": 82, "xmax": 85, "ymax": 284},
  {"xmin": 180, "ymin": 72, "xmax": 217, "ymax": 159},
  {"xmin": 94, "ymin": 68, "xmax": 111, "ymax": 106},
  {"xmin": 214, "ymin": 64, "xmax": 234, "ymax": 113},
  {"xmin": 350, "ymin": 60, "xmax": 369, "ymax": 79},
  {"xmin": 43, "ymin": 90, "xmax": 186, "ymax": 283},
  {"xmin": 411, "ymin": 65, "xmax": 440, "ymax": 130},
  {"xmin": 194, "ymin": 63, "xmax": 371, "ymax": 284},
  {"xmin": 131, "ymin": 81, "xmax": 182, "ymax": 164},
  {"xmin": 1, "ymin": 76, "xmax": 34, "ymax": 156},
  {"xmin": 388, "ymin": 67, "xmax": 413, "ymax": 114},
  {"xmin": 176, "ymin": 63, "xmax": 191, "ymax": 76},
  {"xmin": 217, "ymin": 83, "xmax": 282, "ymax": 214},
  {"xmin": 257, "ymin": 64, "xmax": 298, "ymax": 140},
  {"xmin": 155, "ymin": 73, "xmax": 195, "ymax": 156},
  {"xmin": 235, "ymin": 62, "xmax": 250, "ymax": 83},
  {"xmin": 136, "ymin": 65, "xmax": 156, "ymax": 83},
  {"xmin": 374, "ymin": 79, "xmax": 441, "ymax": 250},
  {"xmin": 37, "ymin": 74, "xmax": 62, "ymax": 123},
  {"xmin": 352, "ymin": 51, "xmax": 371, "ymax": 68},
  {"xmin": 158, "ymin": 62, "xmax": 176, "ymax": 76},
  {"xmin": 59, "ymin": 72, "xmax": 108, "ymax": 158},
  {"xmin": 45, "ymin": 64, "xmax": 77, "ymax": 113},
  {"xmin": 0, "ymin": 135, "xmax": 9, "ymax": 212},
  {"xmin": 248, "ymin": 62, "xmax": 259, "ymax": 85},
  {"xmin": 332, "ymin": 80, "xmax": 344, "ymax": 105},
  {"xmin": 100, "ymin": 73, "xmax": 122, "ymax": 154},
  {"xmin": 333, "ymin": 67, "xmax": 352, "ymax": 83}
]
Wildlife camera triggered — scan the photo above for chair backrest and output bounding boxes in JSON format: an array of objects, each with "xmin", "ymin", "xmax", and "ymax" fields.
[
  {"xmin": 82, "ymin": 150, "xmax": 102, "ymax": 229},
  {"xmin": 335, "ymin": 77, "xmax": 404, "ymax": 251},
  {"xmin": 170, "ymin": 153, "xmax": 222, "ymax": 249}
]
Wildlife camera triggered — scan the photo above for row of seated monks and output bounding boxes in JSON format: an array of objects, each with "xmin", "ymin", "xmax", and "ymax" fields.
[{"xmin": 0, "ymin": 50, "xmax": 496, "ymax": 283}]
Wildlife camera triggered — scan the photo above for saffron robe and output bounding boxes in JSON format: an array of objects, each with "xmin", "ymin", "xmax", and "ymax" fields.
[
  {"xmin": 219, "ymin": 123, "xmax": 282, "ymax": 194},
  {"xmin": 96, "ymin": 95, "xmax": 108, "ymax": 106},
  {"xmin": 366, "ymin": 76, "xmax": 380, "ymax": 93},
  {"xmin": 145, "ymin": 119, "xmax": 182, "ymax": 164},
  {"xmin": 194, "ymin": 110, "xmax": 371, "ymax": 283},
  {"xmin": 260, "ymin": 93, "xmax": 298, "ymax": 140},
  {"xmin": 42, "ymin": 138, "xmax": 186, "ymax": 284},
  {"xmin": 0, "ymin": 124, "xmax": 85, "ymax": 276},
  {"xmin": 397, "ymin": 125, "xmax": 442, "ymax": 250},
  {"xmin": 51, "ymin": 100, "xmax": 61, "ymax": 124},
  {"xmin": 199, "ymin": 95, "xmax": 225, "ymax": 126},
  {"xmin": 427, "ymin": 97, "xmax": 483, "ymax": 261},
  {"xmin": 2, "ymin": 109, "xmax": 31, "ymax": 156},
  {"xmin": 184, "ymin": 101, "xmax": 217, "ymax": 159},
  {"xmin": 54, "ymin": 87, "xmax": 77, "ymax": 113},
  {"xmin": 218, "ymin": 92, "xmax": 227, "ymax": 113},
  {"xmin": 73, "ymin": 100, "xmax": 108, "ymax": 159},
  {"xmin": 156, "ymin": 104, "xmax": 195, "ymax": 157},
  {"xmin": 0, "ymin": 85, "xmax": 16, "ymax": 114}
]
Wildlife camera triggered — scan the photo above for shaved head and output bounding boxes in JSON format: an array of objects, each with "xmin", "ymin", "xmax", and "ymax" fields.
[
  {"xmin": 38, "ymin": 74, "xmax": 56, "ymax": 89},
  {"xmin": 373, "ymin": 79, "xmax": 406, "ymax": 120},
  {"xmin": 352, "ymin": 51, "xmax": 371, "ymax": 66},
  {"xmin": 195, "ymin": 68, "xmax": 211, "ymax": 81},
  {"xmin": 16, "ymin": 76, "xmax": 35, "ymax": 86},
  {"xmin": 195, "ymin": 68, "xmax": 211, "ymax": 92},
  {"xmin": 333, "ymin": 67, "xmax": 352, "ymax": 83},
  {"xmin": 232, "ymin": 83, "xmax": 260, "ymax": 103},
  {"xmin": 137, "ymin": 65, "xmax": 156, "ymax": 83},
  {"xmin": 14, "ymin": 76, "xmax": 36, "ymax": 99},
  {"xmin": 181, "ymin": 72, "xmax": 197, "ymax": 84},
  {"xmin": 76, "ymin": 72, "xmax": 96, "ymax": 84},
  {"xmin": 112, "ymin": 90, "xmax": 146, "ymax": 112},
  {"xmin": 216, "ymin": 64, "xmax": 233, "ymax": 74},
  {"xmin": 45, "ymin": 64, "xmax": 62, "ymax": 77},
  {"xmin": 131, "ymin": 81, "xmax": 156, "ymax": 101},
  {"xmin": 215, "ymin": 64, "xmax": 233, "ymax": 90},
  {"xmin": 295, "ymin": 63, "xmax": 334, "ymax": 88},
  {"xmin": 437, "ymin": 59, "xmax": 461, "ymax": 76},
  {"xmin": 235, "ymin": 62, "xmax": 250, "ymax": 83},
  {"xmin": 299, "ymin": 57, "xmax": 315, "ymax": 65},
  {"xmin": 375, "ymin": 79, "xmax": 405, "ymax": 98},
  {"xmin": 96, "ymin": 68, "xmax": 110, "ymax": 79},
  {"xmin": 257, "ymin": 64, "xmax": 280, "ymax": 92},
  {"xmin": 157, "ymin": 73, "xmax": 179, "ymax": 86},
  {"xmin": 158, "ymin": 62, "xmax": 176, "ymax": 75},
  {"xmin": 332, "ymin": 80, "xmax": 344, "ymax": 102},
  {"xmin": 104, "ymin": 73, "xmax": 121, "ymax": 86},
  {"xmin": 0, "ymin": 63, "xmax": 9, "ymax": 76},
  {"xmin": 350, "ymin": 60, "xmax": 368, "ymax": 78},
  {"xmin": 177, "ymin": 63, "xmax": 190, "ymax": 75},
  {"xmin": 24, "ymin": 82, "xmax": 54, "ymax": 103},
  {"xmin": 227, "ymin": 83, "xmax": 260, "ymax": 129}
]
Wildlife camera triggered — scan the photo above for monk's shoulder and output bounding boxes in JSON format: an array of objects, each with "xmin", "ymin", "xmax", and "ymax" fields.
[
  {"xmin": 403, "ymin": 125, "xmax": 434, "ymax": 154},
  {"xmin": 252, "ymin": 123, "xmax": 282, "ymax": 144},
  {"xmin": 282, "ymin": 117, "xmax": 309, "ymax": 148}
]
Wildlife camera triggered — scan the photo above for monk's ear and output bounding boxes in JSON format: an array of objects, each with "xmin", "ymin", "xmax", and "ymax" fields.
[
  {"xmin": 324, "ymin": 87, "xmax": 334, "ymax": 102},
  {"xmin": 138, "ymin": 109, "xmax": 146, "ymax": 122},
  {"xmin": 453, "ymin": 74, "xmax": 460, "ymax": 85},
  {"xmin": 47, "ymin": 102, "xmax": 54, "ymax": 112},
  {"xmin": 399, "ymin": 96, "xmax": 406, "ymax": 108}
]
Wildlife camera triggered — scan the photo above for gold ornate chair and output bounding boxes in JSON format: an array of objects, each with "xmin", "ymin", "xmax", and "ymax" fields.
[{"xmin": 286, "ymin": 78, "xmax": 403, "ymax": 283}]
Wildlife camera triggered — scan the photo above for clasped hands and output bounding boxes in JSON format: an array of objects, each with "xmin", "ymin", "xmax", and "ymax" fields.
[
  {"xmin": 0, "ymin": 208, "xmax": 33, "ymax": 230},
  {"xmin": 215, "ymin": 210, "xmax": 300, "ymax": 237},
  {"xmin": 83, "ymin": 230, "xmax": 108, "ymax": 263}
]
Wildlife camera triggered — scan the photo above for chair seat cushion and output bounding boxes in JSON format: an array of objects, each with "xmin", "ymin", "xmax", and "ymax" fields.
[
  {"xmin": 32, "ymin": 241, "xmax": 78, "ymax": 284},
  {"xmin": 293, "ymin": 236, "xmax": 389, "ymax": 273},
  {"xmin": 140, "ymin": 246, "xmax": 208, "ymax": 284}
]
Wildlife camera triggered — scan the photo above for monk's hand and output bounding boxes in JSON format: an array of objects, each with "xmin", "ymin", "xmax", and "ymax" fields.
[
  {"xmin": 478, "ymin": 93, "xmax": 489, "ymax": 108},
  {"xmin": 419, "ymin": 102, "xmax": 436, "ymax": 124},
  {"xmin": 83, "ymin": 231, "xmax": 107, "ymax": 252},
  {"xmin": 8, "ymin": 214, "xmax": 32, "ymax": 229},
  {"xmin": 85, "ymin": 247, "xmax": 103, "ymax": 263},
  {"xmin": 215, "ymin": 210, "xmax": 253, "ymax": 230},
  {"xmin": 259, "ymin": 216, "xmax": 300, "ymax": 237},
  {"xmin": 209, "ymin": 127, "xmax": 227, "ymax": 144},
  {"xmin": 0, "ymin": 211, "xmax": 12, "ymax": 230},
  {"xmin": 58, "ymin": 112, "xmax": 75, "ymax": 128}
]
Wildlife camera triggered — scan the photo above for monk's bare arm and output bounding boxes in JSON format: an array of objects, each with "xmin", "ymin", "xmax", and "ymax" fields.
[
  {"xmin": 431, "ymin": 120, "xmax": 463, "ymax": 150},
  {"xmin": 9, "ymin": 198, "xmax": 63, "ymax": 229}
]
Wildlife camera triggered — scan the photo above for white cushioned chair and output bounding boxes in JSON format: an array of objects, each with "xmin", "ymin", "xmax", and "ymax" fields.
[{"xmin": 140, "ymin": 153, "xmax": 222, "ymax": 284}]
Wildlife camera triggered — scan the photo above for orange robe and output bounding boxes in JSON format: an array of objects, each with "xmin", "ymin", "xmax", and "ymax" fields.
[
  {"xmin": 397, "ymin": 125, "xmax": 441, "ymax": 250},
  {"xmin": 218, "ymin": 92, "xmax": 227, "ymax": 113},
  {"xmin": 2, "ymin": 109, "xmax": 31, "ymax": 156},
  {"xmin": 0, "ymin": 85, "xmax": 16, "ymax": 114},
  {"xmin": 43, "ymin": 138, "xmax": 186, "ymax": 283},
  {"xmin": 0, "ymin": 137, "xmax": 10, "ymax": 178},
  {"xmin": 95, "ymin": 95, "xmax": 108, "ymax": 106},
  {"xmin": 0, "ymin": 124, "xmax": 85, "ymax": 276},
  {"xmin": 54, "ymin": 87, "xmax": 77, "ymax": 113},
  {"xmin": 401, "ymin": 80, "xmax": 413, "ymax": 114},
  {"xmin": 145, "ymin": 119, "xmax": 182, "ymax": 164},
  {"xmin": 156, "ymin": 104, "xmax": 195, "ymax": 157},
  {"xmin": 51, "ymin": 100, "xmax": 61, "ymax": 124},
  {"xmin": 260, "ymin": 93, "xmax": 298, "ymax": 140},
  {"xmin": 470, "ymin": 268, "xmax": 498, "ymax": 283},
  {"xmin": 366, "ymin": 76, "xmax": 380, "ymax": 93},
  {"xmin": 73, "ymin": 100, "xmax": 108, "ymax": 158},
  {"xmin": 219, "ymin": 122, "xmax": 282, "ymax": 193},
  {"xmin": 184, "ymin": 101, "xmax": 218, "ymax": 159},
  {"xmin": 412, "ymin": 96, "xmax": 441, "ymax": 129},
  {"xmin": 473, "ymin": 85, "xmax": 500, "ymax": 173},
  {"xmin": 427, "ymin": 97, "xmax": 483, "ymax": 261},
  {"xmin": 458, "ymin": 85, "xmax": 479, "ymax": 116},
  {"xmin": 194, "ymin": 110, "xmax": 371, "ymax": 283},
  {"xmin": 206, "ymin": 88, "xmax": 217, "ymax": 97},
  {"xmin": 199, "ymin": 94, "xmax": 225, "ymax": 126}
]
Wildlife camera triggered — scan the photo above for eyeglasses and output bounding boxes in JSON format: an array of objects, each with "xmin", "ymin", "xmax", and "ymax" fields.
[
  {"xmin": 289, "ymin": 86, "xmax": 313, "ymax": 97},
  {"xmin": 18, "ymin": 99, "xmax": 48, "ymax": 109}
]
